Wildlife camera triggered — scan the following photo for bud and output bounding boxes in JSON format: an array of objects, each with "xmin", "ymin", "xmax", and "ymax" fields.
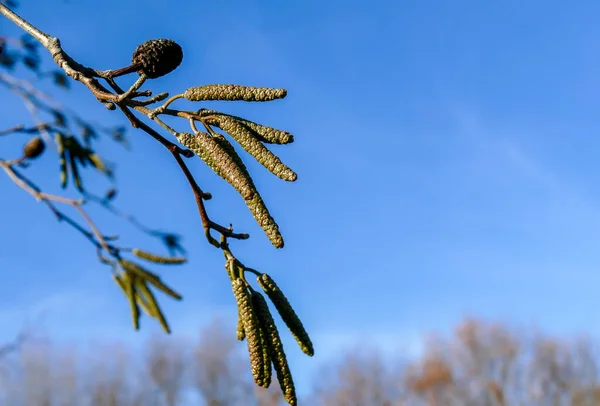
[
  {"xmin": 23, "ymin": 136, "xmax": 45, "ymax": 159},
  {"xmin": 131, "ymin": 39, "xmax": 183, "ymax": 79}
]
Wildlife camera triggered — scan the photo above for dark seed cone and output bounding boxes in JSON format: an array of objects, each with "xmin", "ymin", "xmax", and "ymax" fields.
[
  {"xmin": 199, "ymin": 109, "xmax": 294, "ymax": 144},
  {"xmin": 177, "ymin": 132, "xmax": 255, "ymax": 200},
  {"xmin": 184, "ymin": 84, "xmax": 286, "ymax": 102},
  {"xmin": 258, "ymin": 274, "xmax": 314, "ymax": 356},
  {"xmin": 214, "ymin": 116, "xmax": 297, "ymax": 182},
  {"xmin": 23, "ymin": 136, "xmax": 45, "ymax": 159},
  {"xmin": 232, "ymin": 279, "xmax": 266, "ymax": 387},
  {"xmin": 251, "ymin": 291, "xmax": 296, "ymax": 404},
  {"xmin": 132, "ymin": 39, "xmax": 183, "ymax": 79}
]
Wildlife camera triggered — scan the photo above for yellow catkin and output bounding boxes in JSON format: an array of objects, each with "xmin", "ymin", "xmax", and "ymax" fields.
[
  {"xmin": 236, "ymin": 309, "xmax": 246, "ymax": 341},
  {"xmin": 131, "ymin": 248, "xmax": 186, "ymax": 265},
  {"xmin": 258, "ymin": 274, "xmax": 314, "ymax": 357},
  {"xmin": 212, "ymin": 134, "xmax": 254, "ymax": 186},
  {"xmin": 113, "ymin": 271, "xmax": 140, "ymax": 331},
  {"xmin": 214, "ymin": 116, "xmax": 297, "ymax": 182},
  {"xmin": 251, "ymin": 291, "xmax": 275, "ymax": 389},
  {"xmin": 178, "ymin": 132, "xmax": 284, "ymax": 248},
  {"xmin": 55, "ymin": 133, "xmax": 67, "ymax": 187},
  {"xmin": 199, "ymin": 109, "xmax": 294, "ymax": 145},
  {"xmin": 177, "ymin": 132, "xmax": 255, "ymax": 200},
  {"xmin": 232, "ymin": 279, "xmax": 266, "ymax": 386},
  {"xmin": 184, "ymin": 85, "xmax": 287, "ymax": 102},
  {"xmin": 245, "ymin": 192, "xmax": 284, "ymax": 249},
  {"xmin": 119, "ymin": 260, "xmax": 182, "ymax": 301},
  {"xmin": 251, "ymin": 291, "xmax": 296, "ymax": 404},
  {"xmin": 112, "ymin": 272, "xmax": 156, "ymax": 318},
  {"xmin": 133, "ymin": 277, "xmax": 171, "ymax": 334},
  {"xmin": 226, "ymin": 260, "xmax": 246, "ymax": 341}
]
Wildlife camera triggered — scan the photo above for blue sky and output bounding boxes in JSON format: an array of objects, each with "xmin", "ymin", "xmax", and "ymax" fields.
[{"xmin": 3, "ymin": 0, "xmax": 600, "ymax": 398}]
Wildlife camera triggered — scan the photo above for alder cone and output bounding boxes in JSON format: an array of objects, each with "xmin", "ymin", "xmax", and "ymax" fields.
[
  {"xmin": 132, "ymin": 39, "xmax": 183, "ymax": 79},
  {"xmin": 23, "ymin": 137, "xmax": 45, "ymax": 159}
]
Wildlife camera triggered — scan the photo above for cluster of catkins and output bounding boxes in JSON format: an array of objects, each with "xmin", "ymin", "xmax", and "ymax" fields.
[
  {"xmin": 176, "ymin": 91, "xmax": 296, "ymax": 249},
  {"xmin": 226, "ymin": 258, "xmax": 313, "ymax": 406},
  {"xmin": 120, "ymin": 39, "xmax": 310, "ymax": 405}
]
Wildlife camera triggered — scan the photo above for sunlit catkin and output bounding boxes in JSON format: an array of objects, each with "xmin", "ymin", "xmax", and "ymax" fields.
[
  {"xmin": 232, "ymin": 279, "xmax": 265, "ymax": 386},
  {"xmin": 258, "ymin": 274, "xmax": 314, "ymax": 356},
  {"xmin": 252, "ymin": 291, "xmax": 296, "ymax": 404},
  {"xmin": 131, "ymin": 248, "xmax": 186, "ymax": 265},
  {"xmin": 184, "ymin": 85, "xmax": 286, "ymax": 102},
  {"xmin": 214, "ymin": 116, "xmax": 297, "ymax": 182},
  {"xmin": 246, "ymin": 192, "xmax": 284, "ymax": 249},
  {"xmin": 177, "ymin": 132, "xmax": 255, "ymax": 200},
  {"xmin": 199, "ymin": 109, "xmax": 294, "ymax": 145},
  {"xmin": 251, "ymin": 291, "xmax": 275, "ymax": 389},
  {"xmin": 55, "ymin": 133, "xmax": 67, "ymax": 187}
]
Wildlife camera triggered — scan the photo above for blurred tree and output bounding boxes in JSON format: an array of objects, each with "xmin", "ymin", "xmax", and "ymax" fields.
[{"xmin": 0, "ymin": 317, "xmax": 598, "ymax": 405}]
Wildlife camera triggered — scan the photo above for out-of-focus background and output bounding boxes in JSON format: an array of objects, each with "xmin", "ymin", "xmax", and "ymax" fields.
[{"xmin": 2, "ymin": 0, "xmax": 600, "ymax": 404}]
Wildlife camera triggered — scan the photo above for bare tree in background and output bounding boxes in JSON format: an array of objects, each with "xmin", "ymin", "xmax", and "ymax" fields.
[
  {"xmin": 0, "ymin": 317, "xmax": 599, "ymax": 405},
  {"xmin": 145, "ymin": 335, "xmax": 186, "ymax": 406}
]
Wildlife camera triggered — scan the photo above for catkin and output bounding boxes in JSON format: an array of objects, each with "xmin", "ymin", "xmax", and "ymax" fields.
[
  {"xmin": 214, "ymin": 116, "xmax": 297, "ymax": 182},
  {"xmin": 133, "ymin": 278, "xmax": 171, "ymax": 334},
  {"xmin": 232, "ymin": 279, "xmax": 265, "ymax": 386},
  {"xmin": 55, "ymin": 133, "xmax": 67, "ymax": 187},
  {"xmin": 251, "ymin": 292, "xmax": 276, "ymax": 389},
  {"xmin": 114, "ymin": 271, "xmax": 140, "ymax": 330},
  {"xmin": 177, "ymin": 132, "xmax": 255, "ymax": 200},
  {"xmin": 132, "ymin": 248, "xmax": 186, "ymax": 265},
  {"xmin": 246, "ymin": 192, "xmax": 284, "ymax": 249},
  {"xmin": 199, "ymin": 109, "xmax": 294, "ymax": 145},
  {"xmin": 258, "ymin": 274, "xmax": 313, "ymax": 356},
  {"xmin": 184, "ymin": 85, "xmax": 286, "ymax": 102},
  {"xmin": 252, "ymin": 291, "xmax": 296, "ymax": 404},
  {"xmin": 120, "ymin": 260, "xmax": 182, "ymax": 300}
]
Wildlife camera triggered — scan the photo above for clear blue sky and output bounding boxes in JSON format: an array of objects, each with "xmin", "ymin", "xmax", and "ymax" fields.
[{"xmin": 2, "ymin": 0, "xmax": 600, "ymax": 398}]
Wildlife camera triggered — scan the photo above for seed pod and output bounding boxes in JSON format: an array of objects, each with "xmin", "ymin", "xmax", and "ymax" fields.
[
  {"xmin": 184, "ymin": 84, "xmax": 286, "ymax": 102},
  {"xmin": 132, "ymin": 39, "xmax": 183, "ymax": 79},
  {"xmin": 199, "ymin": 109, "xmax": 294, "ymax": 145},
  {"xmin": 251, "ymin": 291, "xmax": 274, "ymax": 388},
  {"xmin": 246, "ymin": 192, "xmax": 284, "ymax": 249},
  {"xmin": 23, "ymin": 136, "xmax": 45, "ymax": 159},
  {"xmin": 214, "ymin": 116, "xmax": 297, "ymax": 182},
  {"xmin": 176, "ymin": 132, "xmax": 255, "ymax": 200},
  {"xmin": 132, "ymin": 248, "xmax": 186, "ymax": 265},
  {"xmin": 251, "ymin": 291, "xmax": 295, "ymax": 404},
  {"xmin": 258, "ymin": 274, "xmax": 313, "ymax": 357},
  {"xmin": 232, "ymin": 279, "xmax": 265, "ymax": 386}
]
